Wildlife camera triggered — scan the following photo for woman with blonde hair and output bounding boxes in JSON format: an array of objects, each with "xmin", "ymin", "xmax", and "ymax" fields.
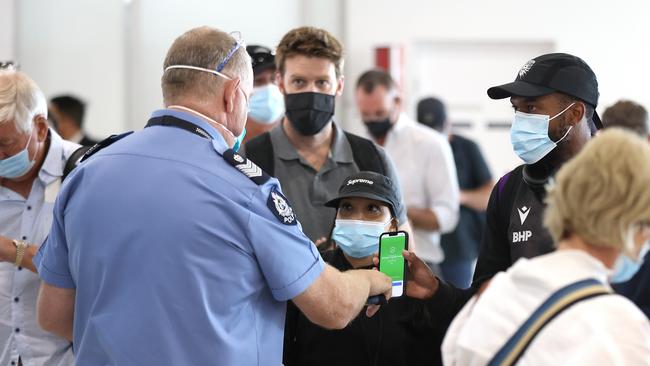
[{"xmin": 442, "ymin": 128, "xmax": 650, "ymax": 365}]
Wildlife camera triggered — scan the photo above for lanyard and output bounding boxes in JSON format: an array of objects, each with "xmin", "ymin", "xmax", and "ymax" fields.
[{"xmin": 145, "ymin": 115, "xmax": 212, "ymax": 140}]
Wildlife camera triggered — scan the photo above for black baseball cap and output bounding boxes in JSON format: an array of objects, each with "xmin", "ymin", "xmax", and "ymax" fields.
[
  {"xmin": 487, "ymin": 53, "xmax": 602, "ymax": 128},
  {"xmin": 246, "ymin": 45, "xmax": 275, "ymax": 76},
  {"xmin": 417, "ymin": 97, "xmax": 447, "ymax": 131},
  {"xmin": 325, "ymin": 171, "xmax": 399, "ymax": 218}
]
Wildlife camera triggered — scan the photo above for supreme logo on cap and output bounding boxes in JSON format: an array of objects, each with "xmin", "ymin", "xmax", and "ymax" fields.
[
  {"xmin": 347, "ymin": 179, "xmax": 374, "ymax": 186},
  {"xmin": 519, "ymin": 59, "xmax": 535, "ymax": 78}
]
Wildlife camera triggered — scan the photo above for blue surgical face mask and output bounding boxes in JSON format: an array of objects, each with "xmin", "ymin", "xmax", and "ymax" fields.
[
  {"xmin": 611, "ymin": 240, "xmax": 650, "ymax": 284},
  {"xmin": 232, "ymin": 128, "xmax": 246, "ymax": 153},
  {"xmin": 332, "ymin": 219, "xmax": 389, "ymax": 259},
  {"xmin": 0, "ymin": 131, "xmax": 36, "ymax": 179},
  {"xmin": 249, "ymin": 84, "xmax": 284, "ymax": 124},
  {"xmin": 510, "ymin": 102, "xmax": 575, "ymax": 164}
]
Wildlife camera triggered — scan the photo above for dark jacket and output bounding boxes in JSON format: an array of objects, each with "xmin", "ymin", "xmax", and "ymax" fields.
[{"xmin": 284, "ymin": 249, "xmax": 444, "ymax": 366}]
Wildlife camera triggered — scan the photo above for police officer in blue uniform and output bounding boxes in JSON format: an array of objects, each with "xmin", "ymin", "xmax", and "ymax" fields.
[{"xmin": 33, "ymin": 26, "xmax": 391, "ymax": 366}]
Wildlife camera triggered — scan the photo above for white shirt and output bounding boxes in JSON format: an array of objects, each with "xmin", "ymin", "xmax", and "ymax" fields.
[
  {"xmin": 361, "ymin": 114, "xmax": 459, "ymax": 262},
  {"xmin": 0, "ymin": 130, "xmax": 78, "ymax": 366},
  {"xmin": 442, "ymin": 249, "xmax": 650, "ymax": 366}
]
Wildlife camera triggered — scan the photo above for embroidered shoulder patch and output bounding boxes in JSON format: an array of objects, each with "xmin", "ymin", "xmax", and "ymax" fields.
[
  {"xmin": 223, "ymin": 149, "xmax": 270, "ymax": 185},
  {"xmin": 267, "ymin": 188, "xmax": 297, "ymax": 225}
]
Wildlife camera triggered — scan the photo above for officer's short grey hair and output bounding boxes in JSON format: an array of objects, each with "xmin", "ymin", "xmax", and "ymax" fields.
[
  {"xmin": 0, "ymin": 70, "xmax": 47, "ymax": 133},
  {"xmin": 161, "ymin": 26, "xmax": 252, "ymax": 105}
]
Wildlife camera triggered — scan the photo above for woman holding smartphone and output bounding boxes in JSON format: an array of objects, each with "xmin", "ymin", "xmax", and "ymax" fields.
[{"xmin": 283, "ymin": 171, "xmax": 442, "ymax": 366}]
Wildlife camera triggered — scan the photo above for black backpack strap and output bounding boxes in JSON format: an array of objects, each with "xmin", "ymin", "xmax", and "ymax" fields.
[
  {"xmin": 62, "ymin": 132, "xmax": 134, "ymax": 182},
  {"xmin": 244, "ymin": 132, "xmax": 275, "ymax": 176},
  {"xmin": 62, "ymin": 146, "xmax": 92, "ymax": 182},
  {"xmin": 488, "ymin": 278, "xmax": 611, "ymax": 366},
  {"xmin": 344, "ymin": 132, "xmax": 386, "ymax": 175}
]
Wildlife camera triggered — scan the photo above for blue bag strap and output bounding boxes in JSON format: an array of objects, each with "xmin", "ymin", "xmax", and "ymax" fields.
[{"xmin": 488, "ymin": 278, "xmax": 611, "ymax": 366}]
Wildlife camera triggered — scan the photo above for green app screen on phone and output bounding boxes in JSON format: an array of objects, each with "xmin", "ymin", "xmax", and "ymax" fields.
[{"xmin": 379, "ymin": 233, "xmax": 406, "ymax": 296}]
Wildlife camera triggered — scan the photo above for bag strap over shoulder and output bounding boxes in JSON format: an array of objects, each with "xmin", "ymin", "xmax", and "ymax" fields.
[{"xmin": 488, "ymin": 278, "xmax": 611, "ymax": 366}]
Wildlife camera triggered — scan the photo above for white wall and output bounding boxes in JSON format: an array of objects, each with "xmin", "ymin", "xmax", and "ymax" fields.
[
  {"xmin": 16, "ymin": 0, "xmax": 126, "ymax": 139},
  {"xmin": 126, "ymin": 0, "xmax": 307, "ymax": 130},
  {"xmin": 342, "ymin": 0, "xmax": 650, "ymax": 175},
  {"xmin": 9, "ymin": 0, "xmax": 649, "ymax": 173},
  {"xmin": 11, "ymin": 0, "xmax": 340, "ymax": 135},
  {"xmin": 0, "ymin": 0, "xmax": 15, "ymax": 61}
]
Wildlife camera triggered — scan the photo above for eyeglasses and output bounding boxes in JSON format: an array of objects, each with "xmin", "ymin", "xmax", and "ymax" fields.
[
  {"xmin": 215, "ymin": 31, "xmax": 245, "ymax": 73},
  {"xmin": 0, "ymin": 61, "xmax": 18, "ymax": 71}
]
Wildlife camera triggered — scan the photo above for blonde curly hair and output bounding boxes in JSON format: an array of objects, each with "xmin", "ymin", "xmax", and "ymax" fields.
[{"xmin": 544, "ymin": 128, "xmax": 650, "ymax": 254}]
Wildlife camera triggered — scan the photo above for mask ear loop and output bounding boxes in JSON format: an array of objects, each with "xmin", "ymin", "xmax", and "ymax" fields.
[
  {"xmin": 550, "ymin": 102, "xmax": 577, "ymax": 144},
  {"xmin": 549, "ymin": 102, "xmax": 576, "ymax": 121}
]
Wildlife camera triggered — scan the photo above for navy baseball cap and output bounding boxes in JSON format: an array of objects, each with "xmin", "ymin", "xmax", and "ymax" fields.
[
  {"xmin": 417, "ymin": 97, "xmax": 447, "ymax": 131},
  {"xmin": 488, "ymin": 53, "xmax": 602, "ymax": 129},
  {"xmin": 246, "ymin": 45, "xmax": 275, "ymax": 76},
  {"xmin": 325, "ymin": 171, "xmax": 399, "ymax": 217}
]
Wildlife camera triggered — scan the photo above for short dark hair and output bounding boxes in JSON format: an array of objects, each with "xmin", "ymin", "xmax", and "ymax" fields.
[
  {"xmin": 356, "ymin": 69, "xmax": 397, "ymax": 94},
  {"xmin": 276, "ymin": 27, "xmax": 344, "ymax": 78},
  {"xmin": 602, "ymin": 100, "xmax": 649, "ymax": 137},
  {"xmin": 50, "ymin": 95, "xmax": 85, "ymax": 128}
]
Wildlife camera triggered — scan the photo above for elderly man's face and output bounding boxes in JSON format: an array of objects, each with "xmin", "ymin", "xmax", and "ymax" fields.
[
  {"xmin": 0, "ymin": 121, "xmax": 34, "ymax": 159},
  {"xmin": 0, "ymin": 117, "xmax": 47, "ymax": 180}
]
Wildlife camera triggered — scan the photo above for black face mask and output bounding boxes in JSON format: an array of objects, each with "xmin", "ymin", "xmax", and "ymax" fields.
[
  {"xmin": 284, "ymin": 92, "xmax": 335, "ymax": 136},
  {"xmin": 364, "ymin": 118, "xmax": 393, "ymax": 139}
]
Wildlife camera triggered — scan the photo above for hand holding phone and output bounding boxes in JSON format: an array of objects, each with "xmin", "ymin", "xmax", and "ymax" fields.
[{"xmin": 378, "ymin": 231, "xmax": 408, "ymax": 297}]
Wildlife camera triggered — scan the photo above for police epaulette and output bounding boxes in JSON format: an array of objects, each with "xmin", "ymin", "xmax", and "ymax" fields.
[
  {"xmin": 223, "ymin": 149, "xmax": 271, "ymax": 185},
  {"xmin": 80, "ymin": 131, "xmax": 134, "ymax": 163}
]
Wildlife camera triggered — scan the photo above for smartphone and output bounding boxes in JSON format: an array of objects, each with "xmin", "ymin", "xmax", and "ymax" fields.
[{"xmin": 378, "ymin": 231, "xmax": 408, "ymax": 297}]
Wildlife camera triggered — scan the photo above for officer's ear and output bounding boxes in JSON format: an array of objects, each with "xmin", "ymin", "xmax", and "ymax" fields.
[{"xmin": 223, "ymin": 78, "xmax": 241, "ymax": 114}]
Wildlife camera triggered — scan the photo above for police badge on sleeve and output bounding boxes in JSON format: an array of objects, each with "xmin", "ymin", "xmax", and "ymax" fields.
[{"xmin": 267, "ymin": 188, "xmax": 297, "ymax": 225}]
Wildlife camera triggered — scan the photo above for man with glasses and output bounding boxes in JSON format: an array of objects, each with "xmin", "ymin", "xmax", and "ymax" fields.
[
  {"xmin": 0, "ymin": 65, "xmax": 76, "ymax": 366},
  {"xmin": 33, "ymin": 26, "xmax": 391, "ymax": 365}
]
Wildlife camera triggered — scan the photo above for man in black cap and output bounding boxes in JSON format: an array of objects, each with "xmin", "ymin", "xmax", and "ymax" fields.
[
  {"xmin": 243, "ymin": 45, "xmax": 285, "ymax": 143},
  {"xmin": 401, "ymin": 53, "xmax": 602, "ymax": 339}
]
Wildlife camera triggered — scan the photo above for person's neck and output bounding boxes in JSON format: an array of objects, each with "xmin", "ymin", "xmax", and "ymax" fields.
[
  {"xmin": 374, "ymin": 135, "xmax": 386, "ymax": 146},
  {"xmin": 342, "ymin": 251, "xmax": 374, "ymax": 269},
  {"xmin": 282, "ymin": 117, "xmax": 333, "ymax": 152},
  {"xmin": 556, "ymin": 234, "xmax": 619, "ymax": 269},
  {"xmin": 59, "ymin": 122, "xmax": 80, "ymax": 141},
  {"xmin": 0, "ymin": 136, "xmax": 50, "ymax": 199},
  {"xmin": 168, "ymin": 104, "xmax": 234, "ymax": 147}
]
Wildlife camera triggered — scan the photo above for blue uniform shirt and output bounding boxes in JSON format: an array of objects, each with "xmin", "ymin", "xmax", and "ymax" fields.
[{"xmin": 34, "ymin": 109, "xmax": 325, "ymax": 365}]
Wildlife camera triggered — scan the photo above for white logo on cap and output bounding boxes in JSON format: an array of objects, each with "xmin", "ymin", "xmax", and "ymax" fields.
[
  {"xmin": 519, "ymin": 59, "xmax": 535, "ymax": 78},
  {"xmin": 347, "ymin": 179, "xmax": 374, "ymax": 186}
]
